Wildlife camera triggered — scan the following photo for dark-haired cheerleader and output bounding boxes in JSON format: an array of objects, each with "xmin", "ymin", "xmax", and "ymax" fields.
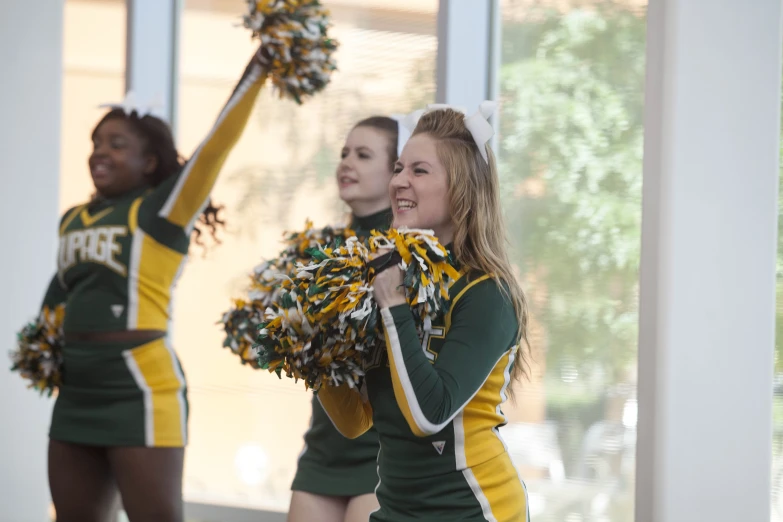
[{"xmin": 40, "ymin": 49, "xmax": 266, "ymax": 522}]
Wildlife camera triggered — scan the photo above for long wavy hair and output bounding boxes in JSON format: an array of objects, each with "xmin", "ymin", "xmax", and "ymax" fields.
[{"xmin": 412, "ymin": 108, "xmax": 530, "ymax": 385}]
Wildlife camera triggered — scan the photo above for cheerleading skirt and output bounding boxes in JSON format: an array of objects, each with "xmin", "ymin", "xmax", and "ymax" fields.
[
  {"xmin": 50, "ymin": 337, "xmax": 188, "ymax": 447},
  {"xmin": 371, "ymin": 452, "xmax": 529, "ymax": 522},
  {"xmin": 291, "ymin": 396, "xmax": 380, "ymax": 497}
]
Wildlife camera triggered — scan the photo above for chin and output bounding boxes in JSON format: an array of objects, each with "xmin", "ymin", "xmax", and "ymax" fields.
[{"xmin": 338, "ymin": 188, "xmax": 359, "ymax": 203}]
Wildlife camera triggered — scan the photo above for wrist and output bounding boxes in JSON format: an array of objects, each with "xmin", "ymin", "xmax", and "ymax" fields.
[{"xmin": 380, "ymin": 295, "xmax": 407, "ymax": 309}]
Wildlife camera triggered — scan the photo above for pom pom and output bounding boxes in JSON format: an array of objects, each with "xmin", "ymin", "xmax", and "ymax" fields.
[
  {"xmin": 220, "ymin": 298, "xmax": 266, "ymax": 365},
  {"xmin": 242, "ymin": 0, "xmax": 339, "ymax": 104},
  {"xmin": 219, "ymin": 221, "xmax": 355, "ymax": 364},
  {"xmin": 254, "ymin": 228, "xmax": 461, "ymax": 391},
  {"xmin": 10, "ymin": 304, "xmax": 65, "ymax": 397}
]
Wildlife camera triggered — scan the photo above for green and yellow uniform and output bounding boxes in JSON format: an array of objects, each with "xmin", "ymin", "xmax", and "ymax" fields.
[
  {"xmin": 318, "ymin": 268, "xmax": 530, "ymax": 521},
  {"xmin": 42, "ymin": 60, "xmax": 267, "ymax": 447},
  {"xmin": 291, "ymin": 209, "xmax": 391, "ymax": 497}
]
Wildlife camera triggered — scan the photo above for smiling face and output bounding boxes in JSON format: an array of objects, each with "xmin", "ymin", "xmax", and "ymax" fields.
[
  {"xmin": 390, "ymin": 133, "xmax": 454, "ymax": 245},
  {"xmin": 89, "ymin": 116, "xmax": 156, "ymax": 198},
  {"xmin": 336, "ymin": 125, "xmax": 394, "ymax": 217}
]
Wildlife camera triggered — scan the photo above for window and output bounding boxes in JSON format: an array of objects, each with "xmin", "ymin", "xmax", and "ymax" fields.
[
  {"xmin": 175, "ymin": 0, "xmax": 437, "ymax": 511},
  {"xmin": 57, "ymin": 6, "xmax": 126, "ymax": 520},
  {"xmin": 498, "ymin": 1, "xmax": 647, "ymax": 520},
  {"xmin": 773, "ymin": 64, "xmax": 783, "ymax": 522},
  {"xmin": 60, "ymin": 0, "xmax": 126, "ymax": 213}
]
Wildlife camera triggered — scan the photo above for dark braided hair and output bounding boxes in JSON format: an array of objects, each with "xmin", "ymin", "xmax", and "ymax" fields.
[{"xmin": 92, "ymin": 109, "xmax": 225, "ymax": 250}]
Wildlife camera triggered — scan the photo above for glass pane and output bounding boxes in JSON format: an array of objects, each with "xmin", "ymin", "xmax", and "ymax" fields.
[
  {"xmin": 175, "ymin": 0, "xmax": 437, "ymax": 511},
  {"xmin": 56, "ymin": 1, "xmax": 126, "ymax": 518},
  {"xmin": 498, "ymin": 1, "xmax": 646, "ymax": 520},
  {"xmin": 60, "ymin": 0, "xmax": 126, "ymax": 213},
  {"xmin": 772, "ymin": 49, "xmax": 783, "ymax": 522}
]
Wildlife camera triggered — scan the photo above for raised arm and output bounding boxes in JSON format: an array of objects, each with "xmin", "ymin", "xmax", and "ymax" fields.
[
  {"xmin": 380, "ymin": 275, "xmax": 518, "ymax": 437},
  {"xmin": 317, "ymin": 383, "xmax": 374, "ymax": 439},
  {"xmin": 146, "ymin": 53, "xmax": 268, "ymax": 231}
]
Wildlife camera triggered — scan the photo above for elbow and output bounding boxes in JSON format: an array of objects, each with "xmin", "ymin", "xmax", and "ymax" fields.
[
  {"xmin": 405, "ymin": 419, "xmax": 440, "ymax": 438},
  {"xmin": 330, "ymin": 417, "xmax": 372, "ymax": 439},
  {"xmin": 340, "ymin": 425, "xmax": 371, "ymax": 440},
  {"xmin": 411, "ymin": 426, "xmax": 438, "ymax": 438}
]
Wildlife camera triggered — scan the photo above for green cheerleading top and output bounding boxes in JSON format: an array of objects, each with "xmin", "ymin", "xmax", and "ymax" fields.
[
  {"xmin": 318, "ymin": 268, "xmax": 530, "ymax": 521},
  {"xmin": 292, "ymin": 208, "xmax": 392, "ymax": 497},
  {"xmin": 40, "ymin": 61, "xmax": 266, "ymax": 333}
]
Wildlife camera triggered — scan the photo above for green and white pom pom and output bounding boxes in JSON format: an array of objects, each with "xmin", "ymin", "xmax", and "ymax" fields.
[
  {"xmin": 219, "ymin": 221, "xmax": 356, "ymax": 366},
  {"xmin": 10, "ymin": 304, "xmax": 65, "ymax": 397},
  {"xmin": 254, "ymin": 228, "xmax": 462, "ymax": 391},
  {"xmin": 243, "ymin": 0, "xmax": 339, "ymax": 104}
]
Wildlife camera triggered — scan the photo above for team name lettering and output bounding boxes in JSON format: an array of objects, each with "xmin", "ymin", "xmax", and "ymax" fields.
[{"xmin": 59, "ymin": 226, "xmax": 128, "ymax": 276}]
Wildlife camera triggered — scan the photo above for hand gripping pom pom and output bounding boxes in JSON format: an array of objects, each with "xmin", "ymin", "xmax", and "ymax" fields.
[
  {"xmin": 253, "ymin": 228, "xmax": 461, "ymax": 391},
  {"xmin": 10, "ymin": 304, "xmax": 65, "ymax": 397},
  {"xmin": 219, "ymin": 221, "xmax": 354, "ymax": 366},
  {"xmin": 242, "ymin": 0, "xmax": 339, "ymax": 104}
]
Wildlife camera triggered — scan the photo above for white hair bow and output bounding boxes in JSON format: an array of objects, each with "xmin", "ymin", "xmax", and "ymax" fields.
[
  {"xmin": 390, "ymin": 113, "xmax": 412, "ymax": 158},
  {"xmin": 400, "ymin": 100, "xmax": 497, "ymax": 163},
  {"xmin": 98, "ymin": 91, "xmax": 164, "ymax": 119}
]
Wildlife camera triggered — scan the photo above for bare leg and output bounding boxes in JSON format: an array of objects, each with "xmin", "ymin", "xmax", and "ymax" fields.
[
  {"xmin": 48, "ymin": 439, "xmax": 119, "ymax": 522},
  {"xmin": 287, "ymin": 491, "xmax": 348, "ymax": 522},
  {"xmin": 107, "ymin": 447, "xmax": 184, "ymax": 522},
  {"xmin": 344, "ymin": 493, "xmax": 379, "ymax": 522}
]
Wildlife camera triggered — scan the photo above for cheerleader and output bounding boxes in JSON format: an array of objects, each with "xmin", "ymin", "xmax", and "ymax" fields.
[
  {"xmin": 40, "ymin": 48, "xmax": 265, "ymax": 522},
  {"xmin": 318, "ymin": 104, "xmax": 531, "ymax": 521},
  {"xmin": 289, "ymin": 116, "xmax": 404, "ymax": 522}
]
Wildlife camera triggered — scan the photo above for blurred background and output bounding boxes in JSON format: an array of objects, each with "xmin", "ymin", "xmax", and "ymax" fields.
[{"xmin": 2, "ymin": 0, "xmax": 780, "ymax": 521}]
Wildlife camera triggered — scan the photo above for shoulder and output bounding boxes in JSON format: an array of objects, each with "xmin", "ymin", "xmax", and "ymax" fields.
[
  {"xmin": 451, "ymin": 272, "xmax": 510, "ymax": 307},
  {"xmin": 58, "ymin": 204, "xmax": 86, "ymax": 231},
  {"xmin": 449, "ymin": 273, "xmax": 518, "ymax": 327}
]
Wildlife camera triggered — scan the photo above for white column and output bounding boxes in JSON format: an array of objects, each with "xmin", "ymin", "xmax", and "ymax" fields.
[
  {"xmin": 0, "ymin": 3, "xmax": 63, "ymax": 521},
  {"xmin": 126, "ymin": 0, "xmax": 180, "ymax": 126},
  {"xmin": 435, "ymin": 0, "xmax": 492, "ymax": 108},
  {"xmin": 635, "ymin": 1, "xmax": 781, "ymax": 522}
]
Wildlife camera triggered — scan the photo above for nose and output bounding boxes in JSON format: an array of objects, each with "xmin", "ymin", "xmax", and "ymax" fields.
[
  {"xmin": 390, "ymin": 166, "xmax": 411, "ymax": 191},
  {"xmin": 338, "ymin": 154, "xmax": 355, "ymax": 174},
  {"xmin": 91, "ymin": 142, "xmax": 110, "ymax": 159}
]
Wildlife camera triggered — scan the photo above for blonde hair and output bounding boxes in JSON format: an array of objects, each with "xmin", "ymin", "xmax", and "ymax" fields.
[{"xmin": 412, "ymin": 108, "xmax": 530, "ymax": 385}]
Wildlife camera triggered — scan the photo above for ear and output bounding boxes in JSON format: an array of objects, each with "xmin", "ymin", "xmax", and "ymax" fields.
[{"xmin": 143, "ymin": 154, "xmax": 158, "ymax": 175}]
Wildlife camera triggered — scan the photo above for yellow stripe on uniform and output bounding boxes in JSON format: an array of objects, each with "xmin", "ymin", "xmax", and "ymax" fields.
[
  {"xmin": 455, "ymin": 348, "xmax": 525, "ymax": 520},
  {"xmin": 316, "ymin": 384, "xmax": 374, "ymax": 439},
  {"xmin": 122, "ymin": 338, "xmax": 187, "ymax": 447},
  {"xmin": 128, "ymin": 196, "xmax": 144, "ymax": 233},
  {"xmin": 457, "ymin": 349, "xmax": 515, "ymax": 468},
  {"xmin": 445, "ymin": 274, "xmax": 492, "ymax": 330},
  {"xmin": 127, "ymin": 229, "xmax": 186, "ymax": 330},
  {"xmin": 59, "ymin": 204, "xmax": 86, "ymax": 235},
  {"xmin": 463, "ymin": 452, "xmax": 529, "ymax": 522},
  {"xmin": 382, "ymin": 274, "xmax": 493, "ymax": 437},
  {"xmin": 158, "ymin": 65, "xmax": 268, "ymax": 231}
]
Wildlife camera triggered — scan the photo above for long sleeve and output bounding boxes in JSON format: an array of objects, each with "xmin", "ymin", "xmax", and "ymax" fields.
[
  {"xmin": 380, "ymin": 275, "xmax": 519, "ymax": 437},
  {"xmin": 145, "ymin": 59, "xmax": 268, "ymax": 231},
  {"xmin": 40, "ymin": 274, "xmax": 67, "ymax": 311},
  {"xmin": 317, "ymin": 383, "xmax": 374, "ymax": 439}
]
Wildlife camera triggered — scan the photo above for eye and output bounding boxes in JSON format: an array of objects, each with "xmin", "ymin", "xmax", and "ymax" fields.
[
  {"xmin": 392, "ymin": 165, "xmax": 403, "ymax": 175},
  {"xmin": 340, "ymin": 150, "xmax": 348, "ymax": 159},
  {"xmin": 414, "ymin": 168, "xmax": 428, "ymax": 175},
  {"xmin": 110, "ymin": 138, "xmax": 127, "ymax": 149}
]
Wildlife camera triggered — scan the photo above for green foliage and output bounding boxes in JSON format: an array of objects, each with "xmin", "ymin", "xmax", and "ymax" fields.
[{"xmin": 499, "ymin": 3, "xmax": 647, "ymax": 379}]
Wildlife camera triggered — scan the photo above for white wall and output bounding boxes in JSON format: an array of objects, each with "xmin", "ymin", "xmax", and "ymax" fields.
[
  {"xmin": 636, "ymin": 1, "xmax": 782, "ymax": 521},
  {"xmin": 0, "ymin": 2, "xmax": 64, "ymax": 521}
]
